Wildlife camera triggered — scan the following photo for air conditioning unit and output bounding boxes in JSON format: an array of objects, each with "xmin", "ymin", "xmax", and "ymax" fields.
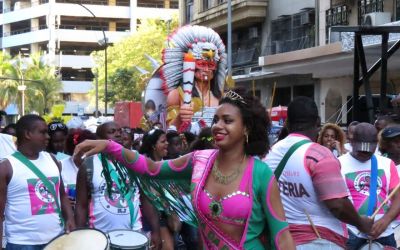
[
  {"xmin": 362, "ymin": 12, "xmax": 391, "ymax": 26},
  {"xmin": 249, "ymin": 27, "xmax": 259, "ymax": 39}
]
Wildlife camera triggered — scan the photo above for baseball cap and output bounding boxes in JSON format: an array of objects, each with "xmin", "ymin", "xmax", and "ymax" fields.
[
  {"xmin": 351, "ymin": 122, "xmax": 378, "ymax": 152},
  {"xmin": 352, "ymin": 141, "xmax": 377, "ymax": 153},
  {"xmin": 381, "ymin": 126, "xmax": 400, "ymax": 139}
]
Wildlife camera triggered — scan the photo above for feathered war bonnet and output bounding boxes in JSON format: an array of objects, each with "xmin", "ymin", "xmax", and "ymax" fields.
[{"xmin": 160, "ymin": 25, "xmax": 227, "ymax": 95}]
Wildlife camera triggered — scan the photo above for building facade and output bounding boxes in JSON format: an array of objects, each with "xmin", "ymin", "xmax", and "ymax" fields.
[
  {"xmin": 180, "ymin": 0, "xmax": 400, "ymax": 124},
  {"xmin": 0, "ymin": 0, "xmax": 178, "ymax": 114}
]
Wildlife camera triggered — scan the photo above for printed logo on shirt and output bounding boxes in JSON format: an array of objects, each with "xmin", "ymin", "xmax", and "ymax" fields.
[
  {"xmin": 27, "ymin": 177, "xmax": 60, "ymax": 215},
  {"xmin": 278, "ymin": 180, "xmax": 310, "ymax": 198},
  {"xmin": 353, "ymin": 172, "xmax": 382, "ymax": 196},
  {"xmin": 98, "ymin": 180, "xmax": 133, "ymax": 215},
  {"xmin": 345, "ymin": 169, "xmax": 388, "ymax": 215}
]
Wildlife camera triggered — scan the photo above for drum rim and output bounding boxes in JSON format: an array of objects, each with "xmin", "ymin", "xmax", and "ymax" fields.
[
  {"xmin": 45, "ymin": 228, "xmax": 109, "ymax": 250},
  {"xmin": 107, "ymin": 229, "xmax": 148, "ymax": 248},
  {"xmin": 358, "ymin": 241, "xmax": 397, "ymax": 249}
]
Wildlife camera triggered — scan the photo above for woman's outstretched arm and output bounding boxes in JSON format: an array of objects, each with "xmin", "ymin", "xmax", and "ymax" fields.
[{"xmin": 74, "ymin": 139, "xmax": 193, "ymax": 179}]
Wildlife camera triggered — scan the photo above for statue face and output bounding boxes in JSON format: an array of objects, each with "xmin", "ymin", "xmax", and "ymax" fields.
[
  {"xmin": 194, "ymin": 58, "xmax": 217, "ymax": 82},
  {"xmin": 195, "ymin": 67, "xmax": 214, "ymax": 82}
]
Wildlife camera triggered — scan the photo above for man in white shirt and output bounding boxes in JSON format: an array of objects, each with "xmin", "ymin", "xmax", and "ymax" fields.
[
  {"xmin": 0, "ymin": 114, "xmax": 75, "ymax": 250},
  {"xmin": 339, "ymin": 122, "xmax": 400, "ymax": 249}
]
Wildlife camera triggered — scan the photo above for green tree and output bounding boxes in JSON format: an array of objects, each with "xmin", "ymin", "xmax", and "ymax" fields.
[
  {"xmin": 0, "ymin": 51, "xmax": 15, "ymax": 109},
  {"xmin": 26, "ymin": 53, "xmax": 63, "ymax": 114},
  {"xmin": 106, "ymin": 68, "xmax": 142, "ymax": 103},
  {"xmin": 91, "ymin": 17, "xmax": 179, "ymax": 106},
  {"xmin": 0, "ymin": 52, "xmax": 63, "ymax": 115},
  {"xmin": 0, "ymin": 53, "xmax": 35, "ymax": 113}
]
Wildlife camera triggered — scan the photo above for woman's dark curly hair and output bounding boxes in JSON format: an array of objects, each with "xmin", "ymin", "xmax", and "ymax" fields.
[
  {"xmin": 65, "ymin": 129, "xmax": 97, "ymax": 155},
  {"xmin": 139, "ymin": 128, "xmax": 165, "ymax": 160},
  {"xmin": 219, "ymin": 88, "xmax": 271, "ymax": 157}
]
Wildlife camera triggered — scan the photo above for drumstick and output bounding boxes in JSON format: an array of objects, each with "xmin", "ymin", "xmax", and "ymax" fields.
[
  {"xmin": 304, "ymin": 209, "xmax": 321, "ymax": 239},
  {"xmin": 371, "ymin": 182, "xmax": 400, "ymax": 219}
]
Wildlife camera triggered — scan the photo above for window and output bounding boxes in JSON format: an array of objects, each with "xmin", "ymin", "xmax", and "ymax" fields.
[
  {"xmin": 186, "ymin": 0, "xmax": 193, "ymax": 24},
  {"xmin": 273, "ymin": 87, "xmax": 292, "ymax": 106},
  {"xmin": 203, "ymin": 0, "xmax": 212, "ymax": 11},
  {"xmin": 63, "ymin": 93, "xmax": 72, "ymax": 102},
  {"xmin": 358, "ymin": 0, "xmax": 384, "ymax": 24}
]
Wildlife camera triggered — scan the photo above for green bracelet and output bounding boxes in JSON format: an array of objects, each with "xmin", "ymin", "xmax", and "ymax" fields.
[{"xmin": 122, "ymin": 149, "xmax": 139, "ymax": 164}]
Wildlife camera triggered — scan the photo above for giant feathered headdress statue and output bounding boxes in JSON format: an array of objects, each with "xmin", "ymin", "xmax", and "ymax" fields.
[{"xmin": 160, "ymin": 25, "xmax": 227, "ymax": 96}]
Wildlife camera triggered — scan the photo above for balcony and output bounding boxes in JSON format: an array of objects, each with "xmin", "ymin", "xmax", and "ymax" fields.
[
  {"xmin": 61, "ymin": 81, "xmax": 93, "ymax": 94},
  {"xmin": 3, "ymin": 25, "xmax": 47, "ymax": 37},
  {"xmin": 137, "ymin": 0, "xmax": 178, "ymax": 9},
  {"xmin": 266, "ymin": 9, "xmax": 315, "ymax": 55},
  {"xmin": 3, "ymin": 0, "xmax": 48, "ymax": 13},
  {"xmin": 56, "ymin": 0, "xmax": 130, "ymax": 6},
  {"xmin": 191, "ymin": 0, "xmax": 268, "ymax": 31}
]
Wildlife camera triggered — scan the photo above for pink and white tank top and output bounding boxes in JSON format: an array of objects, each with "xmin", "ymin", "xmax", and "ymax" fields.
[
  {"xmin": 264, "ymin": 135, "xmax": 348, "ymax": 239},
  {"xmin": 89, "ymin": 155, "xmax": 142, "ymax": 232},
  {"xmin": 5, "ymin": 152, "xmax": 63, "ymax": 244}
]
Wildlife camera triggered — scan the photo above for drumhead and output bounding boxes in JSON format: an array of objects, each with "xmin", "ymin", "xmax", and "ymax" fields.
[
  {"xmin": 108, "ymin": 230, "xmax": 148, "ymax": 249},
  {"xmin": 45, "ymin": 228, "xmax": 108, "ymax": 250}
]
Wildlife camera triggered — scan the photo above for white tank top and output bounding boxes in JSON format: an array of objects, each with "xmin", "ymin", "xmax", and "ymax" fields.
[
  {"xmin": 265, "ymin": 136, "xmax": 347, "ymax": 237},
  {"xmin": 5, "ymin": 151, "xmax": 63, "ymax": 244},
  {"xmin": 61, "ymin": 156, "xmax": 78, "ymax": 193},
  {"xmin": 0, "ymin": 134, "xmax": 16, "ymax": 159},
  {"xmin": 89, "ymin": 155, "xmax": 142, "ymax": 232}
]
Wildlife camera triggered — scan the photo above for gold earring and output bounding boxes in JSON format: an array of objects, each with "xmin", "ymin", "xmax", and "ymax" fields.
[{"xmin": 245, "ymin": 133, "xmax": 249, "ymax": 144}]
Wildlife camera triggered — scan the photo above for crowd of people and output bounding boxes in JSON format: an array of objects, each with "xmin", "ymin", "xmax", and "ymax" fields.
[{"xmin": 1, "ymin": 91, "xmax": 400, "ymax": 250}]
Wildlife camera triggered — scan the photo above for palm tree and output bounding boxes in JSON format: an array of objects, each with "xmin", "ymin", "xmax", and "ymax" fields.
[
  {"xmin": 26, "ymin": 53, "xmax": 63, "ymax": 115},
  {"xmin": 0, "ymin": 52, "xmax": 63, "ymax": 115},
  {"xmin": 0, "ymin": 52, "xmax": 29, "ymax": 112}
]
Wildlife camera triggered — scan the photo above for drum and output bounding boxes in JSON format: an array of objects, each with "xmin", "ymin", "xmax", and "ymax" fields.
[
  {"xmin": 358, "ymin": 241, "xmax": 397, "ymax": 250},
  {"xmin": 108, "ymin": 230, "xmax": 148, "ymax": 250},
  {"xmin": 44, "ymin": 228, "xmax": 109, "ymax": 250}
]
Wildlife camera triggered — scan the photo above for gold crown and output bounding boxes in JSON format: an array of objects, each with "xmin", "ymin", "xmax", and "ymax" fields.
[{"xmin": 223, "ymin": 90, "xmax": 247, "ymax": 105}]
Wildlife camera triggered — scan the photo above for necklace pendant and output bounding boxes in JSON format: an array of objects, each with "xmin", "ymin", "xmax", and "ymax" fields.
[{"xmin": 209, "ymin": 200, "xmax": 223, "ymax": 218}]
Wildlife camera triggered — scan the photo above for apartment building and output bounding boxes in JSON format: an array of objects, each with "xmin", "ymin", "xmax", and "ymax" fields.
[
  {"xmin": 0, "ymin": 0, "xmax": 178, "ymax": 114},
  {"xmin": 180, "ymin": 0, "xmax": 400, "ymax": 124}
]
